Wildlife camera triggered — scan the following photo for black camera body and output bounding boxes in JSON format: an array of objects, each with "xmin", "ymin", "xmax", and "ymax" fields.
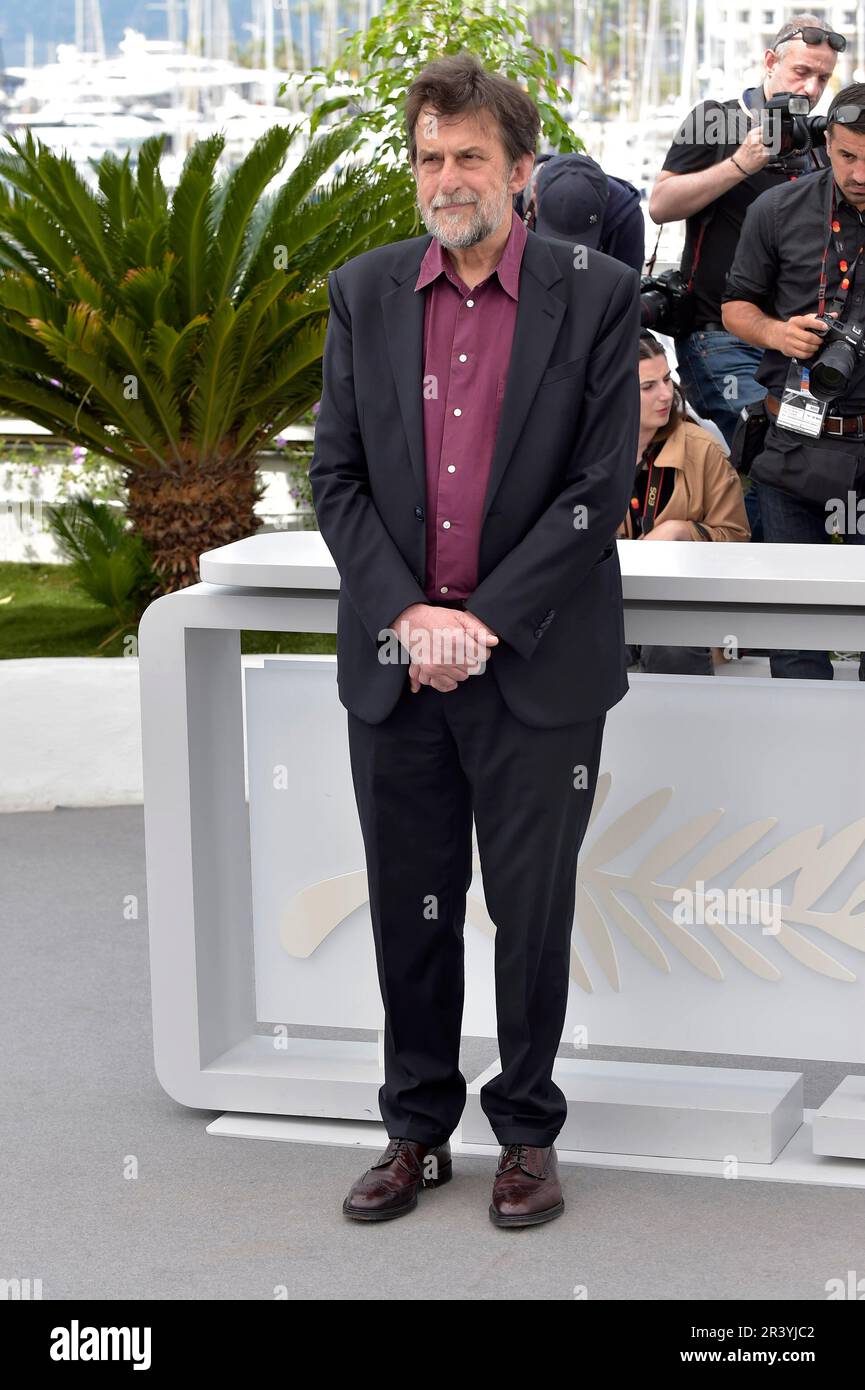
[
  {"xmin": 762, "ymin": 91, "xmax": 829, "ymax": 159},
  {"xmin": 639, "ymin": 268, "xmax": 696, "ymax": 337},
  {"xmin": 807, "ymin": 313, "xmax": 865, "ymax": 400}
]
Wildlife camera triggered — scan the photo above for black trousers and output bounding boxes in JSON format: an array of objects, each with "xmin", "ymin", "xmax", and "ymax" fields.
[{"xmin": 346, "ymin": 666, "xmax": 606, "ymax": 1147}]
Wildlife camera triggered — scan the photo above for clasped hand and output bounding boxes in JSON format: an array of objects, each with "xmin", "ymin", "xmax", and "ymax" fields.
[{"xmin": 391, "ymin": 603, "xmax": 500, "ymax": 693}]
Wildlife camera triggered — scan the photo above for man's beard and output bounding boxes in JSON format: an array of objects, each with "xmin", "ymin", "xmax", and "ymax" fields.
[{"xmin": 418, "ymin": 181, "xmax": 512, "ymax": 249}]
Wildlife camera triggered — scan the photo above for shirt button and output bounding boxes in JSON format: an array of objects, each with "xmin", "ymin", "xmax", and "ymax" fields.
[
  {"xmin": 442, "ymin": 520, "xmax": 451, "ymax": 529},
  {"xmin": 453, "ymin": 407, "xmax": 461, "ymax": 416},
  {"xmin": 466, "ymin": 299, "xmax": 474, "ymax": 307},
  {"xmin": 458, "ymin": 353, "xmax": 467, "ymax": 362},
  {"xmin": 440, "ymin": 586, "xmax": 448, "ymax": 594},
  {"xmin": 447, "ymin": 464, "xmax": 456, "ymax": 472}
]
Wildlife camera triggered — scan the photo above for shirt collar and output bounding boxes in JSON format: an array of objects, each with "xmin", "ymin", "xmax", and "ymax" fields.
[
  {"xmin": 741, "ymin": 83, "xmax": 768, "ymax": 115},
  {"xmin": 832, "ymin": 174, "xmax": 865, "ymax": 218},
  {"xmin": 415, "ymin": 204, "xmax": 526, "ymax": 299}
]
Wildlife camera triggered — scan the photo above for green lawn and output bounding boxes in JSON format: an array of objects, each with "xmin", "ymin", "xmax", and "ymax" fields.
[{"xmin": 0, "ymin": 562, "xmax": 336, "ymax": 659}]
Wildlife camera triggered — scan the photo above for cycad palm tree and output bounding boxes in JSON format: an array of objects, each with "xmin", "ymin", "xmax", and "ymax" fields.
[{"xmin": 0, "ymin": 122, "xmax": 419, "ymax": 591}]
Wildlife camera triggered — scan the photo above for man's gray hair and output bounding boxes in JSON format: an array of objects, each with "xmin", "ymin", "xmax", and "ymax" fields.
[{"xmin": 772, "ymin": 13, "xmax": 832, "ymax": 60}]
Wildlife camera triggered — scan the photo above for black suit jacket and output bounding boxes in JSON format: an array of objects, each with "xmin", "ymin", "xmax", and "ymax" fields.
[{"xmin": 309, "ymin": 226, "xmax": 641, "ymax": 728}]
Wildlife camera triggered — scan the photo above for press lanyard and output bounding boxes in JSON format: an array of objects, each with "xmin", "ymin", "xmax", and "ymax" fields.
[{"xmin": 817, "ymin": 181, "xmax": 865, "ymax": 317}]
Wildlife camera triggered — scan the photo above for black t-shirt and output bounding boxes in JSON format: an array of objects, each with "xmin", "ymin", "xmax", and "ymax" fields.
[
  {"xmin": 661, "ymin": 87, "xmax": 826, "ymax": 327},
  {"xmin": 723, "ymin": 166, "xmax": 865, "ymax": 409}
]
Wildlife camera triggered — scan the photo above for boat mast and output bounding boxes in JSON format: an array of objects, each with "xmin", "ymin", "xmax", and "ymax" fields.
[{"xmin": 75, "ymin": 0, "xmax": 106, "ymax": 57}]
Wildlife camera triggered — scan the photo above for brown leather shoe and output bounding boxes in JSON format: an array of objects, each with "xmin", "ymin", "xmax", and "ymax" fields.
[
  {"xmin": 342, "ymin": 1136, "xmax": 452, "ymax": 1221},
  {"xmin": 489, "ymin": 1143, "xmax": 564, "ymax": 1226}
]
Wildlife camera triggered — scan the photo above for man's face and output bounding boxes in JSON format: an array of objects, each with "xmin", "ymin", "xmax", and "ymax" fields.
[
  {"xmin": 411, "ymin": 106, "xmax": 534, "ymax": 250},
  {"xmin": 827, "ymin": 125, "xmax": 865, "ymax": 208},
  {"xmin": 764, "ymin": 35, "xmax": 837, "ymax": 109}
]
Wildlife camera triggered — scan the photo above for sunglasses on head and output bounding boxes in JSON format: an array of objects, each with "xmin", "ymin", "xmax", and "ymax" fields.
[
  {"xmin": 774, "ymin": 25, "xmax": 847, "ymax": 52},
  {"xmin": 828, "ymin": 104, "xmax": 865, "ymax": 126}
]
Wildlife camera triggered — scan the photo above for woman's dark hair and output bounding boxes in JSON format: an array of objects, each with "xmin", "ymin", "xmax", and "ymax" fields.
[
  {"xmin": 404, "ymin": 52, "xmax": 541, "ymax": 170},
  {"xmin": 639, "ymin": 330, "xmax": 687, "ymax": 442}
]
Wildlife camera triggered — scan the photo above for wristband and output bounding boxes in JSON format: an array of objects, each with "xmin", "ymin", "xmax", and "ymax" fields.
[{"xmin": 730, "ymin": 154, "xmax": 748, "ymax": 176}]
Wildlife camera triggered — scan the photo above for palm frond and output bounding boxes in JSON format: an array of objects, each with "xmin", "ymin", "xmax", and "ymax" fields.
[
  {"xmin": 236, "ymin": 121, "xmax": 365, "ymax": 295},
  {"xmin": 133, "ymin": 136, "xmax": 169, "ymax": 223},
  {"xmin": 44, "ymin": 496, "xmax": 156, "ymax": 618},
  {"xmin": 167, "ymin": 134, "xmax": 225, "ymax": 321},
  {"xmin": 188, "ymin": 298, "xmax": 241, "ymax": 458},
  {"xmin": 0, "ymin": 377, "xmax": 141, "ymax": 464},
  {"xmin": 149, "ymin": 316, "xmax": 209, "ymax": 397},
  {"xmin": 100, "ymin": 310, "xmax": 183, "ymax": 462},
  {"xmin": 0, "ymin": 131, "xmax": 114, "ymax": 280},
  {"xmin": 208, "ymin": 124, "xmax": 295, "ymax": 302}
]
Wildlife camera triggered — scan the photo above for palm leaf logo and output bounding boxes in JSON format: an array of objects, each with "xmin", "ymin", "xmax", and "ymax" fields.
[{"xmin": 280, "ymin": 774, "xmax": 865, "ymax": 991}]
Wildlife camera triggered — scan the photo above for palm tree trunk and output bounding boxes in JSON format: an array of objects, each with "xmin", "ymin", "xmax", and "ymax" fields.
[{"xmin": 124, "ymin": 464, "xmax": 265, "ymax": 591}]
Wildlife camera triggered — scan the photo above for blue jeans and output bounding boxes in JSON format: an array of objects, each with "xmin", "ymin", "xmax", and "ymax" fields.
[
  {"xmin": 757, "ymin": 479, "xmax": 865, "ymax": 680},
  {"xmin": 675, "ymin": 328, "xmax": 765, "ymax": 541}
]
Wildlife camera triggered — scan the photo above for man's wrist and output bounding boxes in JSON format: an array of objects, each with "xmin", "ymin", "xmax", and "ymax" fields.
[
  {"xmin": 389, "ymin": 601, "xmax": 425, "ymax": 631},
  {"xmin": 729, "ymin": 152, "xmax": 749, "ymax": 178}
]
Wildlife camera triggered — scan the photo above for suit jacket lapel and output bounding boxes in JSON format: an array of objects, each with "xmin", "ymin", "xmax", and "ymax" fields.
[{"xmin": 381, "ymin": 229, "xmax": 567, "ymax": 528}]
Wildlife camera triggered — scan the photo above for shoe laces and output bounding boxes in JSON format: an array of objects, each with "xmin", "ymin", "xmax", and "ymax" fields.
[{"xmin": 381, "ymin": 1136, "xmax": 425, "ymax": 1174}]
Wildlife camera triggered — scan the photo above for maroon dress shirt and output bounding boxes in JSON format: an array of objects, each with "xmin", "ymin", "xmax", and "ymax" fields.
[{"xmin": 414, "ymin": 206, "xmax": 527, "ymax": 600}]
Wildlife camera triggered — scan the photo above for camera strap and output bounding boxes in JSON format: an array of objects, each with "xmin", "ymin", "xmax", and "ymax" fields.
[
  {"xmin": 645, "ymin": 223, "xmax": 662, "ymax": 276},
  {"xmin": 686, "ymin": 221, "xmax": 709, "ymax": 292},
  {"xmin": 817, "ymin": 180, "xmax": 865, "ymax": 317},
  {"xmin": 631, "ymin": 443, "xmax": 667, "ymax": 535}
]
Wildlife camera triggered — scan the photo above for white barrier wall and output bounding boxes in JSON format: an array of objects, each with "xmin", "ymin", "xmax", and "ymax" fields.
[
  {"xmin": 245, "ymin": 657, "xmax": 865, "ymax": 1062},
  {"xmin": 124, "ymin": 537, "xmax": 865, "ymax": 1174}
]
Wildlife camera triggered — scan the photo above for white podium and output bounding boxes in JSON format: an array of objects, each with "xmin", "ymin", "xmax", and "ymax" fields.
[{"xmin": 137, "ymin": 536, "xmax": 865, "ymax": 1186}]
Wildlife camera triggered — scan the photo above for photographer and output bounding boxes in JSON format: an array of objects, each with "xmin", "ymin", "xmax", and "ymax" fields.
[
  {"xmin": 722, "ymin": 84, "xmax": 865, "ymax": 681},
  {"xmin": 649, "ymin": 14, "xmax": 841, "ymax": 537}
]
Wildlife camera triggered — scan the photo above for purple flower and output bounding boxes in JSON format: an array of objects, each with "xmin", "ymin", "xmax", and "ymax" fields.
[
  {"xmin": 311, "ymin": 401, "xmax": 320, "ymax": 415},
  {"xmin": 72, "ymin": 446, "xmax": 87, "ymax": 459}
]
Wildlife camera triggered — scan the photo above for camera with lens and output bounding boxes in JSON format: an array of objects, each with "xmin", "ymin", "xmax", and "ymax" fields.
[
  {"xmin": 762, "ymin": 91, "xmax": 829, "ymax": 160},
  {"xmin": 807, "ymin": 312, "xmax": 865, "ymax": 400},
  {"xmin": 639, "ymin": 268, "xmax": 696, "ymax": 336}
]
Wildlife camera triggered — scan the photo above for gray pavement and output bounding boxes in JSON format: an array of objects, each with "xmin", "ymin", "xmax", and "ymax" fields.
[{"xmin": 2, "ymin": 805, "xmax": 863, "ymax": 1301}]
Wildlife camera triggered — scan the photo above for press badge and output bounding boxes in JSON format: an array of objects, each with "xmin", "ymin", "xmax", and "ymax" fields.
[{"xmin": 776, "ymin": 362, "xmax": 827, "ymax": 436}]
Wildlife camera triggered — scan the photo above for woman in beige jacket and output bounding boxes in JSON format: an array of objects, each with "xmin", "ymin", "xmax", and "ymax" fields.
[{"xmin": 619, "ymin": 330, "xmax": 750, "ymax": 674}]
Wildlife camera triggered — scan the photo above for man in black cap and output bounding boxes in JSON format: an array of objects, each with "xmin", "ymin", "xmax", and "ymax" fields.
[{"xmin": 518, "ymin": 150, "xmax": 646, "ymax": 272}]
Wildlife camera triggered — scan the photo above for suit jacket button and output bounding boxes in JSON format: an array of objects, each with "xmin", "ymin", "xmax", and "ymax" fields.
[{"xmin": 414, "ymin": 506, "xmax": 424, "ymax": 520}]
